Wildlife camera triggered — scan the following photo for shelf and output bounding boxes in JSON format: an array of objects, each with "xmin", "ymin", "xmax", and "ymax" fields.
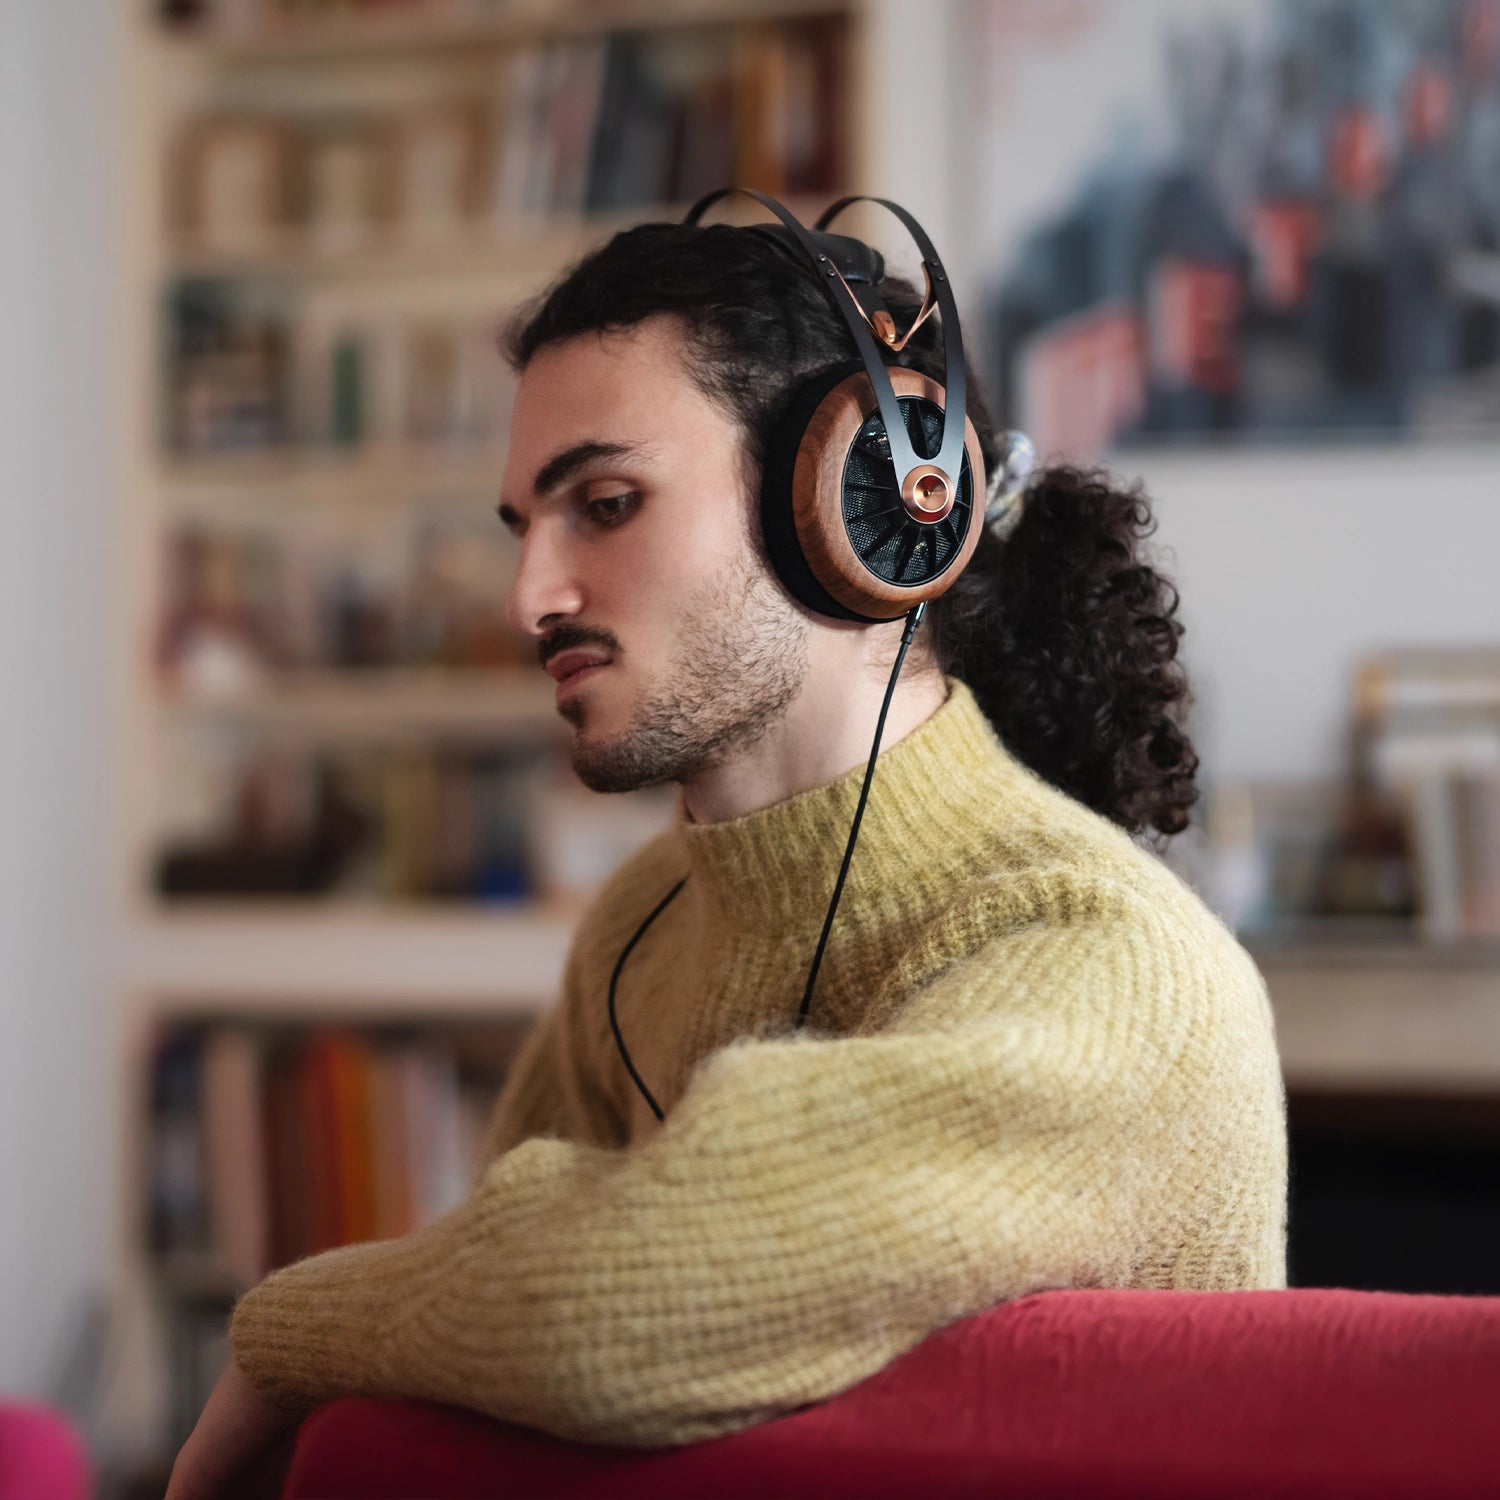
[
  {"xmin": 161, "ymin": 667, "xmax": 563, "ymax": 743},
  {"xmin": 118, "ymin": 911, "xmax": 1500, "ymax": 1080},
  {"xmin": 164, "ymin": 192, "xmax": 840, "ymax": 286},
  {"xmin": 167, "ymin": 217, "xmax": 627, "ymax": 286},
  {"xmin": 119, "ymin": 898, "xmax": 579, "ymax": 1016},
  {"xmin": 1245, "ymin": 918, "xmax": 1500, "ymax": 969},
  {"xmin": 160, "ymin": 445, "xmax": 507, "ymax": 509},
  {"xmin": 1257, "ymin": 947, "xmax": 1500, "ymax": 1094},
  {"xmin": 164, "ymin": 0, "xmax": 854, "ymax": 66}
]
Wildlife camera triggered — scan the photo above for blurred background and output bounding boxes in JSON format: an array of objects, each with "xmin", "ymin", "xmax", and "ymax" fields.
[{"xmin": 2, "ymin": 0, "xmax": 1498, "ymax": 1493}]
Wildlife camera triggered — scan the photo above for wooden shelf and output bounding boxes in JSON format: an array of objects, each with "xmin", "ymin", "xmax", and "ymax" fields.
[
  {"xmin": 160, "ymin": 445, "xmax": 507, "ymax": 509},
  {"xmin": 164, "ymin": 192, "xmax": 840, "ymax": 286},
  {"xmin": 164, "ymin": 0, "xmax": 854, "ymax": 66},
  {"xmin": 120, "ymin": 898, "xmax": 579, "ymax": 1016},
  {"xmin": 161, "ymin": 667, "xmax": 563, "ymax": 742},
  {"xmin": 1246, "ymin": 917, "xmax": 1500, "ymax": 968},
  {"xmin": 1256, "ymin": 943, "xmax": 1500, "ymax": 1093},
  {"xmin": 168, "ymin": 217, "xmax": 628, "ymax": 286}
]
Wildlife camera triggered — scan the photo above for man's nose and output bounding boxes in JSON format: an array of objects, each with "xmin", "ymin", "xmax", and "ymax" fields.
[{"xmin": 505, "ymin": 526, "xmax": 586, "ymax": 638}]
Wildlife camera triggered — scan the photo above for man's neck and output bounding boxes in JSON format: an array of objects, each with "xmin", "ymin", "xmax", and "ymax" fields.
[{"xmin": 679, "ymin": 664, "xmax": 949, "ymax": 825}]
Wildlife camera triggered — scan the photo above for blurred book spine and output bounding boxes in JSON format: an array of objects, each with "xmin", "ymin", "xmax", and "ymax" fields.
[
  {"xmin": 165, "ymin": 286, "xmax": 515, "ymax": 456},
  {"xmin": 165, "ymin": 14, "xmax": 849, "ymax": 253},
  {"xmin": 148, "ymin": 1021, "xmax": 523, "ymax": 1287},
  {"xmin": 1359, "ymin": 648, "xmax": 1500, "ymax": 942}
]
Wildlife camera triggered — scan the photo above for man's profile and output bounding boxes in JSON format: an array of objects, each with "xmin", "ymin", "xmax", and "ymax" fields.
[{"xmin": 169, "ymin": 200, "xmax": 1287, "ymax": 1494}]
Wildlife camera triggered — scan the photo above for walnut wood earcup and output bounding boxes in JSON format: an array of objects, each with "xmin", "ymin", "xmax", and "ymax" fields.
[{"xmin": 759, "ymin": 361, "xmax": 987, "ymax": 624}]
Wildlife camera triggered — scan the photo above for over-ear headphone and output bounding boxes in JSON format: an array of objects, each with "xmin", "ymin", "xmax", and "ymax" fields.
[
  {"xmin": 607, "ymin": 188, "xmax": 1021, "ymax": 1125},
  {"xmin": 683, "ymin": 188, "xmax": 987, "ymax": 624}
]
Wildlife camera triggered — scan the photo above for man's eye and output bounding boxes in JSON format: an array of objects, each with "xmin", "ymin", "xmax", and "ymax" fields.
[{"xmin": 587, "ymin": 492, "xmax": 640, "ymax": 525}]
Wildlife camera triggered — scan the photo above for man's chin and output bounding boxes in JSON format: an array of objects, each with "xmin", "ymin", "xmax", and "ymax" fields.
[
  {"xmin": 569, "ymin": 741, "xmax": 665, "ymax": 795},
  {"xmin": 566, "ymin": 714, "xmax": 687, "ymax": 796}
]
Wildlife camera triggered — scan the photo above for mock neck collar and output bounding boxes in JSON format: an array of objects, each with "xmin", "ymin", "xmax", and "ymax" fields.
[{"xmin": 670, "ymin": 676, "xmax": 1038, "ymax": 933}]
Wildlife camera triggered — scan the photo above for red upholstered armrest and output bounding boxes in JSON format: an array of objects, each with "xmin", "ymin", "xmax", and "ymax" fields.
[
  {"xmin": 281, "ymin": 1288, "xmax": 1500, "ymax": 1500},
  {"xmin": 0, "ymin": 1401, "xmax": 92, "ymax": 1500}
]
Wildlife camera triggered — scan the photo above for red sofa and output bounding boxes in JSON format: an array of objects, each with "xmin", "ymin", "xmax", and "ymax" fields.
[{"xmin": 281, "ymin": 1287, "xmax": 1500, "ymax": 1500}]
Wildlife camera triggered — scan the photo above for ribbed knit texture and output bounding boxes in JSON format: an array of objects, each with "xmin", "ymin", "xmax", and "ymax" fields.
[{"xmin": 229, "ymin": 675, "xmax": 1288, "ymax": 1446}]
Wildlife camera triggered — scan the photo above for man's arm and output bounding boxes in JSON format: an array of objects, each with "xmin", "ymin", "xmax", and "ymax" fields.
[{"xmin": 228, "ymin": 899, "xmax": 1244, "ymax": 1447}]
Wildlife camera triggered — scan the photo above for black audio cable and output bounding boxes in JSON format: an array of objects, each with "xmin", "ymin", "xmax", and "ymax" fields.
[{"xmin": 609, "ymin": 600, "xmax": 927, "ymax": 1121}]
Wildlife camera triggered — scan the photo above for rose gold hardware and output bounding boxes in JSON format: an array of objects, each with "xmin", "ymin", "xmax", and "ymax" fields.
[
  {"xmin": 827, "ymin": 262, "xmax": 939, "ymax": 354},
  {"xmin": 900, "ymin": 464, "xmax": 953, "ymax": 521}
]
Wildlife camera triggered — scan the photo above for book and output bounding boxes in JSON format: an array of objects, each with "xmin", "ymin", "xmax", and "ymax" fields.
[
  {"xmin": 153, "ymin": 1021, "xmax": 527, "ymax": 1285},
  {"xmin": 390, "ymin": 100, "xmax": 488, "ymax": 242},
  {"xmin": 370, "ymin": 1045, "xmax": 418, "ymax": 1239},
  {"xmin": 1408, "ymin": 772, "xmax": 1465, "ymax": 942},
  {"xmin": 262, "ymin": 1041, "xmax": 311, "ymax": 1267},
  {"xmin": 1356, "ymin": 647, "xmax": 1500, "ymax": 719},
  {"xmin": 585, "ymin": 34, "xmax": 674, "ymax": 211},
  {"xmin": 174, "ymin": 114, "xmax": 296, "ymax": 255},
  {"xmin": 200, "ymin": 1028, "xmax": 271, "ymax": 1284},
  {"xmin": 1456, "ymin": 771, "xmax": 1500, "ymax": 937},
  {"xmin": 1360, "ymin": 650, "xmax": 1500, "ymax": 942}
]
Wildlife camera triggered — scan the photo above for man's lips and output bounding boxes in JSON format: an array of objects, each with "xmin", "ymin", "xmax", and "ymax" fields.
[
  {"xmin": 546, "ymin": 649, "xmax": 614, "ymax": 700},
  {"xmin": 545, "ymin": 648, "xmax": 612, "ymax": 684}
]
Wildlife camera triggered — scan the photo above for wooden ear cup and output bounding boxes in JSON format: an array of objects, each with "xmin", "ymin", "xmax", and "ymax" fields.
[{"xmin": 759, "ymin": 363, "xmax": 987, "ymax": 624}]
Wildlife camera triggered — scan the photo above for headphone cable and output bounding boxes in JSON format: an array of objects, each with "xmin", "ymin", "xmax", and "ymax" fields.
[
  {"xmin": 795, "ymin": 599, "xmax": 925, "ymax": 1028},
  {"xmin": 609, "ymin": 601, "xmax": 926, "ymax": 1119}
]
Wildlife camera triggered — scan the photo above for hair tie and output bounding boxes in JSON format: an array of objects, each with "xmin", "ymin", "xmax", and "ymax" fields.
[{"xmin": 984, "ymin": 429, "xmax": 1037, "ymax": 539}]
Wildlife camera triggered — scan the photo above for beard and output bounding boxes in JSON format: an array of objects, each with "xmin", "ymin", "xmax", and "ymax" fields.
[{"xmin": 565, "ymin": 551, "xmax": 809, "ymax": 794}]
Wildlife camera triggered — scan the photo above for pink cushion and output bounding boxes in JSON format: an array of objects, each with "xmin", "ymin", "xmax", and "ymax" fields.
[
  {"xmin": 0, "ymin": 1402, "xmax": 91, "ymax": 1500},
  {"xmin": 282, "ymin": 1288, "xmax": 1500, "ymax": 1500}
]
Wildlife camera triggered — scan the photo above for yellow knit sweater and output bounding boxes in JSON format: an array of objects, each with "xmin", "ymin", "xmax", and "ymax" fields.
[{"xmin": 229, "ymin": 675, "xmax": 1288, "ymax": 1446}]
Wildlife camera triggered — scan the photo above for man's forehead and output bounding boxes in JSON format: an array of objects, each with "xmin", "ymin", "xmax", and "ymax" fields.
[
  {"xmin": 501, "ymin": 323, "xmax": 715, "ymax": 498},
  {"xmin": 510, "ymin": 327, "xmax": 682, "ymax": 438}
]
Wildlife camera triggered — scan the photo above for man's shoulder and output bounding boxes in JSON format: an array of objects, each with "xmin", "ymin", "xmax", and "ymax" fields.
[{"xmin": 891, "ymin": 810, "xmax": 1268, "ymax": 1033}]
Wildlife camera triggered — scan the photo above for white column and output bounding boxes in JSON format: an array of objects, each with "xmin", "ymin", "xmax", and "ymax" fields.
[{"xmin": 0, "ymin": 0, "xmax": 120, "ymax": 1450}]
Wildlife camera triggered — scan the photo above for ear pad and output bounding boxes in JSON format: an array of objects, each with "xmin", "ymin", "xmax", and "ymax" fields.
[{"xmin": 759, "ymin": 361, "xmax": 986, "ymax": 623}]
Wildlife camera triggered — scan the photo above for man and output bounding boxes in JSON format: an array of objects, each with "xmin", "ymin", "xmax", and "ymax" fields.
[{"xmin": 168, "ymin": 220, "xmax": 1287, "ymax": 1498}]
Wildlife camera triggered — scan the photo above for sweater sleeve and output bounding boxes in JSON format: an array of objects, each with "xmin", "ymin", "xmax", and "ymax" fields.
[{"xmin": 228, "ymin": 902, "xmax": 1252, "ymax": 1446}]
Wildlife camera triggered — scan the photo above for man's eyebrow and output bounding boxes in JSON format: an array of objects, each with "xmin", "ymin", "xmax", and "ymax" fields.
[{"xmin": 496, "ymin": 439, "xmax": 655, "ymax": 525}]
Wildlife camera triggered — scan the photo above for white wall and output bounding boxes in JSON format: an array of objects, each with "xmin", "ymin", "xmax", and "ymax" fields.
[
  {"xmin": 0, "ymin": 0, "xmax": 118, "ymax": 1424},
  {"xmin": 943, "ymin": 0, "xmax": 1500, "ymax": 789},
  {"xmin": 1120, "ymin": 442, "xmax": 1500, "ymax": 786}
]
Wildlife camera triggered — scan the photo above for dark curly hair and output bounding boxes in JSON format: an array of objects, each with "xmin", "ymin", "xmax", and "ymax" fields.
[{"xmin": 502, "ymin": 220, "xmax": 1198, "ymax": 842}]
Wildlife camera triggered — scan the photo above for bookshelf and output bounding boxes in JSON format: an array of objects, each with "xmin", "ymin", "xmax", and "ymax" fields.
[{"xmin": 110, "ymin": 0, "xmax": 882, "ymax": 1465}]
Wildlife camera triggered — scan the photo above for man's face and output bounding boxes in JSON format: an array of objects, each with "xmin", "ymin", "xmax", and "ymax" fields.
[{"xmin": 499, "ymin": 314, "xmax": 810, "ymax": 793}]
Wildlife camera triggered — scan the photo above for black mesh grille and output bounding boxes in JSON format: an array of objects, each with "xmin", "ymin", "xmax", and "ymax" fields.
[{"xmin": 841, "ymin": 395, "xmax": 973, "ymax": 586}]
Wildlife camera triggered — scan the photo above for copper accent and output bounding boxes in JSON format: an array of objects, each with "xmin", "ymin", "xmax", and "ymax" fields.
[
  {"xmin": 900, "ymin": 464, "xmax": 953, "ymax": 521},
  {"xmin": 827, "ymin": 261, "xmax": 938, "ymax": 353},
  {"xmin": 791, "ymin": 367, "xmax": 986, "ymax": 621}
]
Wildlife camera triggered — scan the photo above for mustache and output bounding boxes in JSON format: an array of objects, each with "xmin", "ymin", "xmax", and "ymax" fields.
[{"xmin": 538, "ymin": 624, "xmax": 621, "ymax": 670}]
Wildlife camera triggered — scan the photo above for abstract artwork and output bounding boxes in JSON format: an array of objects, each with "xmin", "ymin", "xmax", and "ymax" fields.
[{"xmin": 968, "ymin": 0, "xmax": 1500, "ymax": 457}]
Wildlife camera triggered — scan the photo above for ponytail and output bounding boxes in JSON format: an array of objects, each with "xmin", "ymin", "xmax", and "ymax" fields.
[{"xmin": 926, "ymin": 464, "xmax": 1200, "ymax": 844}]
